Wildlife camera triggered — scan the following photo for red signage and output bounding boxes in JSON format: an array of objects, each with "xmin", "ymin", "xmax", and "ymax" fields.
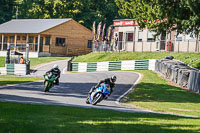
[{"xmin": 114, "ymin": 20, "xmax": 138, "ymax": 27}]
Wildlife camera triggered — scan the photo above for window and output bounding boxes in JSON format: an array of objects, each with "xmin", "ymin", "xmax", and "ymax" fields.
[
  {"xmin": 88, "ymin": 40, "xmax": 92, "ymax": 48},
  {"xmin": 147, "ymin": 31, "xmax": 155, "ymax": 42},
  {"xmin": 28, "ymin": 37, "xmax": 34, "ymax": 43},
  {"xmin": 22, "ymin": 36, "xmax": 26, "ymax": 40},
  {"xmin": 176, "ymin": 33, "xmax": 182, "ymax": 41},
  {"xmin": 56, "ymin": 38, "xmax": 65, "ymax": 46},
  {"xmin": 35, "ymin": 37, "xmax": 38, "ymax": 43},
  {"xmin": 185, "ymin": 32, "xmax": 196, "ymax": 41},
  {"xmin": 4, "ymin": 37, "xmax": 8, "ymax": 43},
  {"xmin": 126, "ymin": 32, "xmax": 133, "ymax": 42},
  {"xmin": 138, "ymin": 31, "xmax": 143, "ymax": 42},
  {"xmin": 17, "ymin": 36, "xmax": 20, "ymax": 40},
  {"xmin": 45, "ymin": 37, "xmax": 50, "ymax": 45},
  {"xmin": 9, "ymin": 36, "xmax": 14, "ymax": 43}
]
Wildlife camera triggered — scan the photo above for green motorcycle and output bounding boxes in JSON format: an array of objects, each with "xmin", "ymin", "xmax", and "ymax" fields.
[{"xmin": 43, "ymin": 72, "xmax": 56, "ymax": 92}]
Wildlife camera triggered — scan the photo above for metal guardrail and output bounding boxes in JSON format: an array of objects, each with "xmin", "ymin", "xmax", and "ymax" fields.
[
  {"xmin": 92, "ymin": 40, "xmax": 200, "ymax": 53},
  {"xmin": 70, "ymin": 59, "xmax": 154, "ymax": 72},
  {"xmin": 0, "ymin": 43, "xmax": 38, "ymax": 52}
]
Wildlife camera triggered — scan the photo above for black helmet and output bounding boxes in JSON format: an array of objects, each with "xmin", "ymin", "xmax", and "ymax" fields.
[{"xmin": 111, "ymin": 75, "xmax": 117, "ymax": 83}]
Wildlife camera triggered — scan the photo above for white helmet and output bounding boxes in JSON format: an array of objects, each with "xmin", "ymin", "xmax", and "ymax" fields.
[
  {"xmin": 53, "ymin": 64, "xmax": 59, "ymax": 69},
  {"xmin": 111, "ymin": 75, "xmax": 117, "ymax": 83}
]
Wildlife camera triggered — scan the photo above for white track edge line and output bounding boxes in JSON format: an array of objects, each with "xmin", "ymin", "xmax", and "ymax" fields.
[{"xmin": 115, "ymin": 71, "xmax": 142, "ymax": 105}]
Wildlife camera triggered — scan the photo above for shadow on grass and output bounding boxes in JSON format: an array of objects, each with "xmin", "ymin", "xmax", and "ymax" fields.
[
  {"xmin": 0, "ymin": 81, "xmax": 35, "ymax": 86},
  {"xmin": 128, "ymin": 83, "xmax": 200, "ymax": 103},
  {"xmin": 0, "ymin": 102, "xmax": 199, "ymax": 133}
]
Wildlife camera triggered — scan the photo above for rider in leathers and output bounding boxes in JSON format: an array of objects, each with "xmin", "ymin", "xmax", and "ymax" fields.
[
  {"xmin": 46, "ymin": 64, "xmax": 61, "ymax": 85},
  {"xmin": 87, "ymin": 75, "xmax": 117, "ymax": 99}
]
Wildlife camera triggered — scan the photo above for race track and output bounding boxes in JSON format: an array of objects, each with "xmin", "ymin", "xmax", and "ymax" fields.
[{"xmin": 0, "ymin": 60, "xmax": 149, "ymax": 113}]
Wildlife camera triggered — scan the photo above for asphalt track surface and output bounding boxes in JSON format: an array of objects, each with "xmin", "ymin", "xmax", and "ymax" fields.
[{"xmin": 0, "ymin": 60, "xmax": 149, "ymax": 113}]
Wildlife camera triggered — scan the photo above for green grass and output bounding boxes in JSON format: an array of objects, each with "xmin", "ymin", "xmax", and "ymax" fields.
[
  {"xmin": 0, "ymin": 102, "xmax": 200, "ymax": 133},
  {"xmin": 0, "ymin": 57, "xmax": 70, "ymax": 68},
  {"xmin": 121, "ymin": 70, "xmax": 200, "ymax": 117},
  {"xmin": 30, "ymin": 57, "xmax": 70, "ymax": 68},
  {"xmin": 0, "ymin": 75, "xmax": 42, "ymax": 86},
  {"xmin": 0, "ymin": 57, "xmax": 4, "ymax": 67},
  {"xmin": 72, "ymin": 52, "xmax": 200, "ymax": 69}
]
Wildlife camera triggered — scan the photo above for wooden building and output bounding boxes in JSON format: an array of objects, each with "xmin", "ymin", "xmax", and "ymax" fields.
[{"xmin": 0, "ymin": 18, "xmax": 92, "ymax": 57}]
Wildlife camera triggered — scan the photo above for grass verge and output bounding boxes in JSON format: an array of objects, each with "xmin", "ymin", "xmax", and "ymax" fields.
[
  {"xmin": 121, "ymin": 70, "xmax": 200, "ymax": 117},
  {"xmin": 0, "ymin": 57, "xmax": 4, "ymax": 67},
  {"xmin": 0, "ymin": 102, "xmax": 200, "ymax": 133},
  {"xmin": 0, "ymin": 75, "xmax": 42, "ymax": 86},
  {"xmin": 30, "ymin": 57, "xmax": 70, "ymax": 68},
  {"xmin": 0, "ymin": 57, "xmax": 70, "ymax": 68},
  {"xmin": 72, "ymin": 52, "xmax": 200, "ymax": 69}
]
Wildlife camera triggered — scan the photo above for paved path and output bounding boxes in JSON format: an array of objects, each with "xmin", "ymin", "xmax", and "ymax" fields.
[
  {"xmin": 0, "ymin": 59, "xmax": 150, "ymax": 112},
  {"xmin": 31, "ymin": 59, "xmax": 70, "ymax": 77}
]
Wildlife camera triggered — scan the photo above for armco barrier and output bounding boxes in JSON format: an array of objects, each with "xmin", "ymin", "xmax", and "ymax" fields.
[
  {"xmin": 71, "ymin": 59, "xmax": 156, "ymax": 72},
  {"xmin": 155, "ymin": 59, "xmax": 200, "ymax": 93},
  {"xmin": 109, "ymin": 61, "xmax": 121, "ymax": 71},
  {"xmin": 87, "ymin": 63, "xmax": 97, "ymax": 72},
  {"xmin": 0, "ymin": 64, "xmax": 27, "ymax": 75}
]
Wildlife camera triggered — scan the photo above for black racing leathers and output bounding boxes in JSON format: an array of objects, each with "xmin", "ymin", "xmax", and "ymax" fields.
[
  {"xmin": 89, "ymin": 78, "xmax": 115, "ymax": 95},
  {"xmin": 47, "ymin": 68, "xmax": 61, "ymax": 85}
]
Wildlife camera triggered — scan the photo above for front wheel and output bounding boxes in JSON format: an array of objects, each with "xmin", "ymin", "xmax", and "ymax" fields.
[
  {"xmin": 44, "ymin": 81, "xmax": 49, "ymax": 92},
  {"xmin": 92, "ymin": 93, "xmax": 103, "ymax": 105}
]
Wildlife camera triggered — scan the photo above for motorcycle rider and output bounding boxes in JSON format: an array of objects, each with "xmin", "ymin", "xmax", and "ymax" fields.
[
  {"xmin": 88, "ymin": 75, "xmax": 117, "ymax": 98},
  {"xmin": 46, "ymin": 64, "xmax": 61, "ymax": 85}
]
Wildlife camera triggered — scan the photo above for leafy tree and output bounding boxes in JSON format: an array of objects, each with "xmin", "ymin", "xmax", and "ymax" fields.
[
  {"xmin": 115, "ymin": 0, "xmax": 200, "ymax": 36},
  {"xmin": 16, "ymin": 0, "xmax": 121, "ymax": 29},
  {"xmin": 0, "ymin": 0, "xmax": 16, "ymax": 24}
]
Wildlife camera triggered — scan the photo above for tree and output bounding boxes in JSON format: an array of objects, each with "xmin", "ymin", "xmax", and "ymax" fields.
[
  {"xmin": 115, "ymin": 0, "xmax": 200, "ymax": 36},
  {"xmin": 16, "ymin": 0, "xmax": 121, "ymax": 29},
  {"xmin": 0, "ymin": 0, "xmax": 16, "ymax": 24}
]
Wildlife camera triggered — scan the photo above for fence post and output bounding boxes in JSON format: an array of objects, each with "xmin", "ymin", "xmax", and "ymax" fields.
[
  {"xmin": 178, "ymin": 41, "xmax": 180, "ymax": 53},
  {"xmin": 67, "ymin": 56, "xmax": 74, "ymax": 71},
  {"xmin": 142, "ymin": 41, "xmax": 143, "ymax": 52},
  {"xmin": 150, "ymin": 42, "xmax": 152, "ymax": 52},
  {"xmin": 187, "ymin": 40, "xmax": 189, "ymax": 52}
]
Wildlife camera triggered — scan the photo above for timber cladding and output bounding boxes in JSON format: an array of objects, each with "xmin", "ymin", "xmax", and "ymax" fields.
[{"xmin": 42, "ymin": 19, "xmax": 92, "ymax": 56}]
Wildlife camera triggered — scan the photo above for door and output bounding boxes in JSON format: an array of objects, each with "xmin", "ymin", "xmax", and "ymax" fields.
[
  {"xmin": 160, "ymin": 34, "xmax": 166, "ymax": 50},
  {"xmin": 39, "ymin": 37, "xmax": 43, "ymax": 52},
  {"xmin": 118, "ymin": 32, "xmax": 123, "ymax": 50}
]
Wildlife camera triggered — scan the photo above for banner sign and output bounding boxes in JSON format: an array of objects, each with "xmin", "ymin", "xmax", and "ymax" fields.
[
  {"xmin": 96, "ymin": 22, "xmax": 102, "ymax": 41},
  {"xmin": 110, "ymin": 25, "xmax": 114, "ymax": 42},
  {"xmin": 106, "ymin": 25, "xmax": 112, "ymax": 41},
  {"xmin": 92, "ymin": 21, "xmax": 96, "ymax": 42},
  {"xmin": 113, "ymin": 20, "xmax": 138, "ymax": 27},
  {"xmin": 101, "ymin": 23, "xmax": 106, "ymax": 41}
]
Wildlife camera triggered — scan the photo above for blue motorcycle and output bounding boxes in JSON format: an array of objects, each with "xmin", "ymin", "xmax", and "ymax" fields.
[{"xmin": 86, "ymin": 84, "xmax": 111, "ymax": 105}]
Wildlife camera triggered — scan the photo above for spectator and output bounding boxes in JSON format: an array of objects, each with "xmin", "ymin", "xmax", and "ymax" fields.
[{"xmin": 20, "ymin": 57, "xmax": 25, "ymax": 64}]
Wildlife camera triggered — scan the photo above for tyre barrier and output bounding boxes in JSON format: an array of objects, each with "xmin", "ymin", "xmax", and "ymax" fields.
[
  {"xmin": 71, "ymin": 59, "xmax": 156, "ymax": 72},
  {"xmin": 155, "ymin": 59, "xmax": 200, "ymax": 93}
]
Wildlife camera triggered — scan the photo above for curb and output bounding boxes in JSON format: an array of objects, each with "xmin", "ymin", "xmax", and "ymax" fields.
[{"xmin": 115, "ymin": 71, "xmax": 142, "ymax": 105}]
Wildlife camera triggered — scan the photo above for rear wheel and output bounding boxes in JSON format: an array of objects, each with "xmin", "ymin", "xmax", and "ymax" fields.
[
  {"xmin": 92, "ymin": 93, "xmax": 103, "ymax": 105},
  {"xmin": 85, "ymin": 94, "xmax": 90, "ymax": 104}
]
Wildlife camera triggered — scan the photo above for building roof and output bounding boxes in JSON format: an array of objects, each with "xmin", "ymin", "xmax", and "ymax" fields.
[
  {"xmin": 113, "ymin": 19, "xmax": 136, "ymax": 21},
  {"xmin": 0, "ymin": 18, "xmax": 72, "ymax": 34}
]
